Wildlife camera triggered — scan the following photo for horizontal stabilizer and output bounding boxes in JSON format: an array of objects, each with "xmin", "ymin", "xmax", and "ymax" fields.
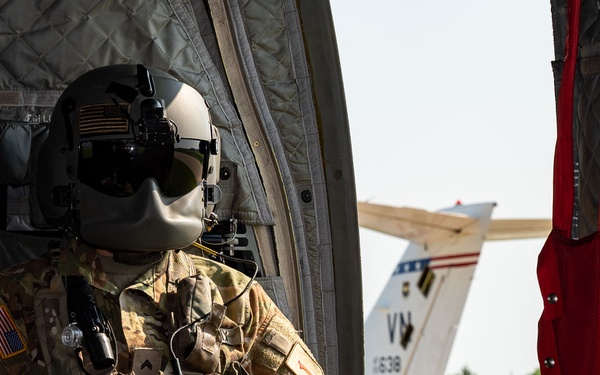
[
  {"xmin": 357, "ymin": 202, "xmax": 477, "ymax": 245},
  {"xmin": 486, "ymin": 219, "xmax": 551, "ymax": 240},
  {"xmin": 357, "ymin": 202, "xmax": 550, "ymax": 244}
]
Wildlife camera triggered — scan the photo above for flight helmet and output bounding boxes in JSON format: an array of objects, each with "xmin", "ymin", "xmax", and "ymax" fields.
[{"xmin": 37, "ymin": 64, "xmax": 221, "ymax": 251}]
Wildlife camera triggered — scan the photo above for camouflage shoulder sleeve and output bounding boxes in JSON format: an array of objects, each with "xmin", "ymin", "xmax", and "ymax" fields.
[
  {"xmin": 183, "ymin": 252, "xmax": 324, "ymax": 374},
  {"xmin": 229, "ymin": 282, "xmax": 324, "ymax": 375},
  {"xmin": 0, "ymin": 259, "xmax": 50, "ymax": 374}
]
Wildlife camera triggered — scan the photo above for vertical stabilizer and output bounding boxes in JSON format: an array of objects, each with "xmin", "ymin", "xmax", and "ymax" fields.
[{"xmin": 363, "ymin": 202, "xmax": 496, "ymax": 375}]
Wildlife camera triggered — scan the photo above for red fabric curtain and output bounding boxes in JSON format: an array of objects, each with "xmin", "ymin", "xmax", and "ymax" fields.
[{"xmin": 535, "ymin": 0, "xmax": 600, "ymax": 373}]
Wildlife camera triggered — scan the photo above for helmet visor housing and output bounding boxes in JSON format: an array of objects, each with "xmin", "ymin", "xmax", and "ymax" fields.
[{"xmin": 78, "ymin": 138, "xmax": 209, "ymax": 198}]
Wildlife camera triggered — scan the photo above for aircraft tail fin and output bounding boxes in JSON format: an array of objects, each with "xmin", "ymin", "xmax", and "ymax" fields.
[{"xmin": 361, "ymin": 202, "xmax": 549, "ymax": 375}]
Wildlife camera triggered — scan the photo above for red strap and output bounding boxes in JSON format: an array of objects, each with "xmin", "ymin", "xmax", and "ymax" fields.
[
  {"xmin": 537, "ymin": 232, "xmax": 563, "ymax": 374},
  {"xmin": 539, "ymin": 1, "xmax": 581, "ymax": 373},
  {"xmin": 553, "ymin": 0, "xmax": 581, "ymax": 237}
]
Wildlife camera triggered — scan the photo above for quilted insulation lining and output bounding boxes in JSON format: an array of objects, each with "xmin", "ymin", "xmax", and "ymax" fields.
[
  {"xmin": 570, "ymin": 2, "xmax": 600, "ymax": 238},
  {"xmin": 0, "ymin": 0, "xmax": 273, "ymax": 225},
  {"xmin": 232, "ymin": 0, "xmax": 335, "ymax": 366},
  {"xmin": 548, "ymin": 0, "xmax": 600, "ymax": 239}
]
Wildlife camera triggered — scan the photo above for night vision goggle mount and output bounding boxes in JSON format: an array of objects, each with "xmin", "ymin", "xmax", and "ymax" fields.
[
  {"xmin": 107, "ymin": 64, "xmax": 179, "ymax": 146},
  {"xmin": 137, "ymin": 98, "xmax": 178, "ymax": 145}
]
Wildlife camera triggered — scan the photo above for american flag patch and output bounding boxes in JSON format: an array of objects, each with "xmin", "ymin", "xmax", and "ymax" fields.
[
  {"xmin": 0, "ymin": 305, "xmax": 26, "ymax": 358},
  {"xmin": 79, "ymin": 102, "xmax": 130, "ymax": 136}
]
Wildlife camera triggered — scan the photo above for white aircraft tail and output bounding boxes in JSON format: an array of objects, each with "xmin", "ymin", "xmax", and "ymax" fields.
[{"xmin": 359, "ymin": 202, "xmax": 550, "ymax": 375}]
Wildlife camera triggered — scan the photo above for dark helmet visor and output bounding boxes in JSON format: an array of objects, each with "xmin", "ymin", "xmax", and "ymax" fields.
[{"xmin": 78, "ymin": 138, "xmax": 207, "ymax": 197}]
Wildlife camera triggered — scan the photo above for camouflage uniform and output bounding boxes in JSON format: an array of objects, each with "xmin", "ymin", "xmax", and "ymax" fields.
[{"xmin": 0, "ymin": 241, "xmax": 323, "ymax": 375}]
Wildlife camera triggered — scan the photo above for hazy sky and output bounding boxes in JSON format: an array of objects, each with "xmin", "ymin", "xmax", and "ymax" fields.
[{"xmin": 328, "ymin": 1, "xmax": 556, "ymax": 374}]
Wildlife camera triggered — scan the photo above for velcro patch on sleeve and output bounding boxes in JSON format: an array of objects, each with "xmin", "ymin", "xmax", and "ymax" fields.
[
  {"xmin": 0, "ymin": 305, "xmax": 27, "ymax": 359},
  {"xmin": 284, "ymin": 343, "xmax": 322, "ymax": 375},
  {"xmin": 131, "ymin": 347, "xmax": 163, "ymax": 375}
]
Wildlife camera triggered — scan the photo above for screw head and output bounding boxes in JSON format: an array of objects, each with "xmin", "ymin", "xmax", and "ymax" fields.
[
  {"xmin": 544, "ymin": 357, "xmax": 555, "ymax": 368},
  {"xmin": 301, "ymin": 190, "xmax": 312, "ymax": 203}
]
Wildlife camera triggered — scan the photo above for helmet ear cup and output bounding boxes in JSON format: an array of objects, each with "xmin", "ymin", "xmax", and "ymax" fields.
[
  {"xmin": 36, "ymin": 97, "xmax": 79, "ymax": 225},
  {"xmin": 203, "ymin": 125, "xmax": 221, "ymax": 219},
  {"xmin": 37, "ymin": 64, "xmax": 220, "ymax": 250},
  {"xmin": 206, "ymin": 126, "xmax": 220, "ymax": 185}
]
